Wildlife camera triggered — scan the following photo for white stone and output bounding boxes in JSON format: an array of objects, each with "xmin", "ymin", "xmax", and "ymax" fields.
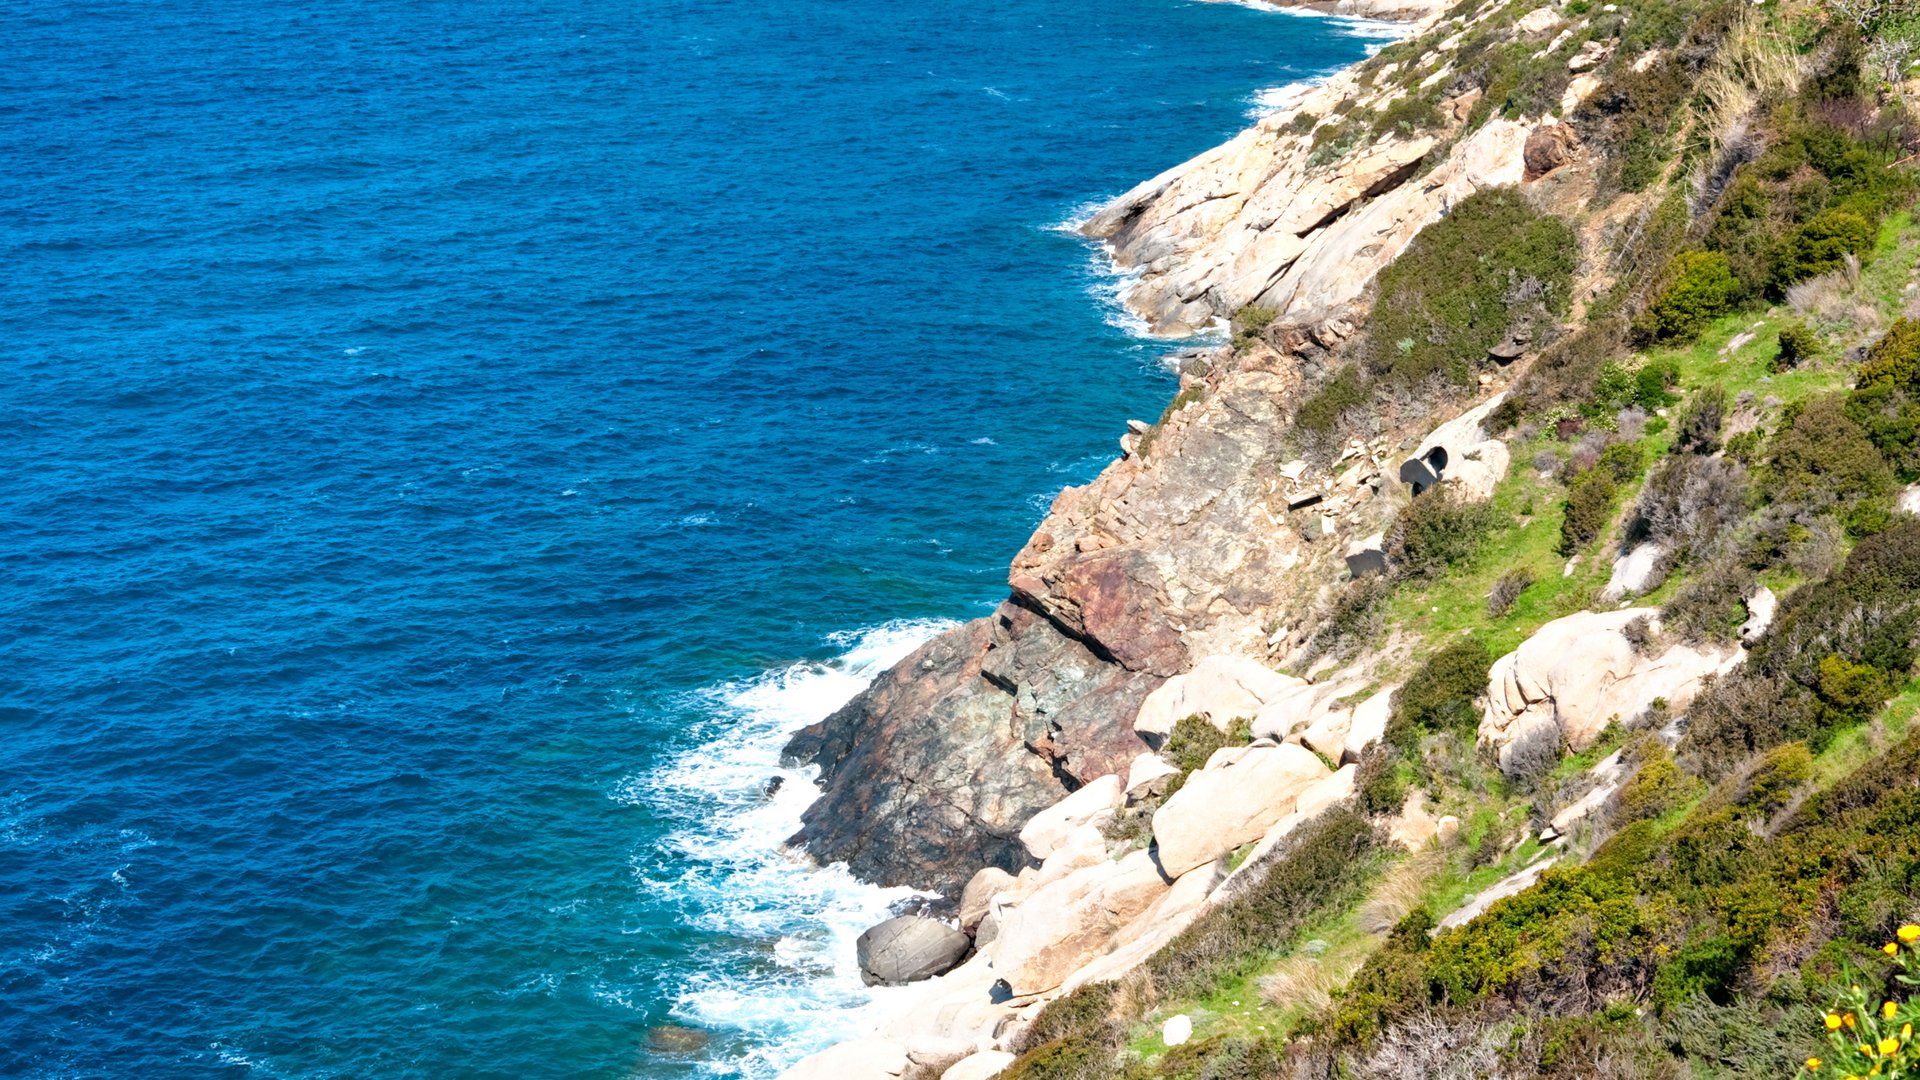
[
  {"xmin": 1479, "ymin": 609, "xmax": 1741, "ymax": 772},
  {"xmin": 1514, "ymin": 7, "xmax": 1561, "ymax": 33},
  {"xmin": 992, "ymin": 849, "xmax": 1171, "ymax": 995},
  {"xmin": 1437, "ymin": 857, "xmax": 1557, "ymax": 930},
  {"xmin": 1125, "ymin": 752, "xmax": 1182, "ymax": 800},
  {"xmin": 942, "ymin": 1051, "xmax": 1016, "ymax": 1080},
  {"xmin": 959, "ymin": 867, "xmax": 1015, "ymax": 932},
  {"xmin": 1739, "ymin": 586, "xmax": 1777, "ymax": 645},
  {"xmin": 1150, "ymin": 744, "xmax": 1329, "ymax": 876},
  {"xmin": 1341, "ymin": 686, "xmax": 1396, "ymax": 762},
  {"xmin": 1163, "ymin": 1014, "xmax": 1194, "ymax": 1048},
  {"xmin": 1134, "ymin": 655, "xmax": 1306, "ymax": 741},
  {"xmin": 1599, "ymin": 541, "xmax": 1668, "ymax": 602},
  {"xmin": 780, "ymin": 1038, "xmax": 911, "ymax": 1080},
  {"xmin": 1019, "ymin": 774, "xmax": 1122, "ymax": 860}
]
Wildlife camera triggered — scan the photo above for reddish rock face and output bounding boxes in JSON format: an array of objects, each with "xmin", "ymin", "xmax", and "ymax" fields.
[{"xmin": 783, "ymin": 602, "xmax": 1158, "ymax": 896}]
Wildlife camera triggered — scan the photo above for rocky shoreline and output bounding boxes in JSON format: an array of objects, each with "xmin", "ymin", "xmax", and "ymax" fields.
[{"xmin": 773, "ymin": 0, "xmax": 1661, "ymax": 1072}]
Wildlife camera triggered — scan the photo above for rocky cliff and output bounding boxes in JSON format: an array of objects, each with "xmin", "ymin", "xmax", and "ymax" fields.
[{"xmin": 784, "ymin": 0, "xmax": 1584, "ymax": 894}]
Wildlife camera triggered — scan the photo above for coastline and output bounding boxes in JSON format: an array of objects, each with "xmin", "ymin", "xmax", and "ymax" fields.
[{"xmin": 748, "ymin": 0, "xmax": 1453, "ymax": 1074}]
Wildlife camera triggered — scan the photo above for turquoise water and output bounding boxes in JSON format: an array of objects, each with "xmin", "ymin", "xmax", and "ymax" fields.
[{"xmin": 0, "ymin": 0, "xmax": 1380, "ymax": 1075}]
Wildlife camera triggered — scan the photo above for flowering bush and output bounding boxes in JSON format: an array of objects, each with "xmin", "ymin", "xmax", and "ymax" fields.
[{"xmin": 1805, "ymin": 924, "xmax": 1920, "ymax": 1079}]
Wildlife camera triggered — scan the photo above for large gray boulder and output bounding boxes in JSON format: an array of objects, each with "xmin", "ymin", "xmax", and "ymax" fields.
[{"xmin": 856, "ymin": 917, "xmax": 971, "ymax": 987}]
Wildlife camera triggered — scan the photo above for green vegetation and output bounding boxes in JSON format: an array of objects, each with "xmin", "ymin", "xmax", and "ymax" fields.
[
  {"xmin": 1364, "ymin": 188, "xmax": 1577, "ymax": 388},
  {"xmin": 998, "ymin": 6, "xmax": 1920, "ymax": 1078}
]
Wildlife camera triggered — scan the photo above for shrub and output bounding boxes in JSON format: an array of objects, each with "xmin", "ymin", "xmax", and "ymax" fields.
[
  {"xmin": 1613, "ymin": 744, "xmax": 1693, "ymax": 824},
  {"xmin": 1231, "ymin": 305, "xmax": 1278, "ymax": 350},
  {"xmin": 1487, "ymin": 567, "xmax": 1535, "ymax": 618},
  {"xmin": 1630, "ymin": 454, "xmax": 1749, "ymax": 563},
  {"xmin": 1375, "ymin": 91, "xmax": 1444, "ymax": 135},
  {"xmin": 1386, "ymin": 638, "xmax": 1492, "ymax": 752},
  {"xmin": 1294, "ymin": 365, "xmax": 1372, "ymax": 434},
  {"xmin": 1365, "ymin": 188, "xmax": 1577, "ymax": 387},
  {"xmin": 1774, "ymin": 320, "xmax": 1820, "ymax": 371},
  {"xmin": 1661, "ymin": 557, "xmax": 1755, "ymax": 645},
  {"xmin": 1671, "ymin": 385, "xmax": 1727, "ymax": 454},
  {"xmin": 1355, "ymin": 744, "xmax": 1408, "ymax": 816},
  {"xmin": 1766, "ymin": 393, "xmax": 1893, "ymax": 508},
  {"xmin": 1770, "ymin": 208, "xmax": 1874, "ymax": 293},
  {"xmin": 1640, "ymin": 251, "xmax": 1740, "ymax": 342},
  {"xmin": 1386, "ymin": 485, "xmax": 1504, "ymax": 579},
  {"xmin": 1144, "ymin": 806, "xmax": 1378, "ymax": 1001},
  {"xmin": 1162, "ymin": 715, "xmax": 1250, "ymax": 774},
  {"xmin": 1850, "ymin": 320, "xmax": 1920, "ymax": 478},
  {"xmin": 1559, "ymin": 467, "xmax": 1619, "ymax": 554}
]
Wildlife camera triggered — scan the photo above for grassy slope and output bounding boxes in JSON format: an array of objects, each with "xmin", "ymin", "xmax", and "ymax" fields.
[{"xmin": 1103, "ymin": 210, "xmax": 1920, "ymax": 1070}]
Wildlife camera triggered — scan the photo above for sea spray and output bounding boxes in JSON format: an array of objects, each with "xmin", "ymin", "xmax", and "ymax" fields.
[{"xmin": 630, "ymin": 621, "xmax": 953, "ymax": 1076}]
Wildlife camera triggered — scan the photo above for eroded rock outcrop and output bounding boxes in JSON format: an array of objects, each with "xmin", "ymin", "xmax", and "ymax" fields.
[{"xmin": 1478, "ymin": 609, "xmax": 1741, "ymax": 775}]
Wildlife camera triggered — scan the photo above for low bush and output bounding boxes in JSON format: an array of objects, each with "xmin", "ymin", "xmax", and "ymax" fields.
[
  {"xmin": 1671, "ymin": 385, "xmax": 1726, "ymax": 454},
  {"xmin": 1766, "ymin": 393, "xmax": 1894, "ymax": 509},
  {"xmin": 1639, "ymin": 251, "xmax": 1740, "ymax": 342},
  {"xmin": 1769, "ymin": 207, "xmax": 1874, "ymax": 293},
  {"xmin": 1385, "ymin": 485, "xmax": 1504, "ymax": 579},
  {"xmin": 1849, "ymin": 319, "xmax": 1920, "ymax": 478},
  {"xmin": 1774, "ymin": 319, "xmax": 1820, "ymax": 370},
  {"xmin": 1629, "ymin": 454, "xmax": 1750, "ymax": 564},
  {"xmin": 1355, "ymin": 743, "xmax": 1408, "ymax": 816},
  {"xmin": 1294, "ymin": 365, "xmax": 1372, "ymax": 434},
  {"xmin": 1162, "ymin": 715, "xmax": 1251, "ymax": 775},
  {"xmin": 1486, "ymin": 567, "xmax": 1535, "ymax": 617},
  {"xmin": 1684, "ymin": 518, "xmax": 1920, "ymax": 774},
  {"xmin": 1144, "ymin": 806, "xmax": 1378, "ymax": 1001},
  {"xmin": 1559, "ymin": 466, "xmax": 1619, "ymax": 554},
  {"xmin": 1386, "ymin": 638, "xmax": 1492, "ymax": 752},
  {"xmin": 1364, "ymin": 188, "xmax": 1577, "ymax": 387}
]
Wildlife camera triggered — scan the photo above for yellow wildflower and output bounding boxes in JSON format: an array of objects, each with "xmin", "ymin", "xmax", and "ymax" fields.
[
  {"xmin": 1887, "ymin": 943, "xmax": 1901, "ymax": 957},
  {"xmin": 1808, "ymin": 1059, "xmax": 1822, "ymax": 1070},
  {"xmin": 1847, "ymin": 1012, "xmax": 1859, "ymax": 1029},
  {"xmin": 1880, "ymin": 1037, "xmax": 1900, "ymax": 1055},
  {"xmin": 1831, "ymin": 1013, "xmax": 1847, "ymax": 1030},
  {"xmin": 1899, "ymin": 924, "xmax": 1920, "ymax": 943},
  {"xmin": 1905, "ymin": 1022, "xmax": 1913, "ymax": 1039},
  {"xmin": 1887, "ymin": 1001, "xmax": 1900, "ymax": 1019}
]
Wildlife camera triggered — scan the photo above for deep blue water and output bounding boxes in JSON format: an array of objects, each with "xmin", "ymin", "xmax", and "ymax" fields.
[{"xmin": 0, "ymin": 1, "xmax": 1379, "ymax": 1076}]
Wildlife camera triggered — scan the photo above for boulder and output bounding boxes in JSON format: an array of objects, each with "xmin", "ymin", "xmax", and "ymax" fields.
[
  {"xmin": 1479, "ymin": 609, "xmax": 1739, "ymax": 774},
  {"xmin": 856, "ymin": 917, "xmax": 972, "ymax": 987},
  {"xmin": 1059, "ymin": 859, "xmax": 1220, "ymax": 994},
  {"xmin": 1299, "ymin": 706, "xmax": 1353, "ymax": 763},
  {"xmin": 1400, "ymin": 394, "xmax": 1510, "ymax": 500},
  {"xmin": 1250, "ymin": 680, "xmax": 1325, "ymax": 741},
  {"xmin": 1125, "ymin": 752, "xmax": 1181, "ymax": 800},
  {"xmin": 1150, "ymin": 744, "xmax": 1330, "ymax": 876},
  {"xmin": 1134, "ymin": 655, "xmax": 1304, "ymax": 742},
  {"xmin": 1295, "ymin": 763, "xmax": 1358, "ymax": 818},
  {"xmin": 907, "ymin": 1037, "xmax": 976, "ymax": 1073},
  {"xmin": 992, "ymin": 848, "xmax": 1171, "ymax": 995},
  {"xmin": 1599, "ymin": 541, "xmax": 1667, "ymax": 602},
  {"xmin": 943, "ymin": 1052, "xmax": 1017, "ymax": 1080},
  {"xmin": 1739, "ymin": 586, "xmax": 1777, "ymax": 645},
  {"xmin": 959, "ymin": 867, "xmax": 1016, "ymax": 933},
  {"xmin": 780, "ymin": 1038, "xmax": 911, "ymax": 1080},
  {"xmin": 1018, "ymin": 774, "xmax": 1122, "ymax": 860},
  {"xmin": 1523, "ymin": 122, "xmax": 1578, "ymax": 180},
  {"xmin": 1030, "ymin": 824, "xmax": 1109, "ymax": 888},
  {"xmin": 1900, "ymin": 483, "xmax": 1920, "ymax": 516},
  {"xmin": 1514, "ymin": 6, "xmax": 1561, "ymax": 33},
  {"xmin": 1341, "ymin": 687, "xmax": 1395, "ymax": 762},
  {"xmin": 1345, "ymin": 531, "xmax": 1388, "ymax": 578}
]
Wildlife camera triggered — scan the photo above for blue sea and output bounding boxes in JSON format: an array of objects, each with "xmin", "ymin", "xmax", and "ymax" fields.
[{"xmin": 0, "ymin": 1, "xmax": 1383, "ymax": 1075}]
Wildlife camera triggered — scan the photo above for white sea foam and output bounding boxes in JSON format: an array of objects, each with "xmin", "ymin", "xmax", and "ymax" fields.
[{"xmin": 629, "ymin": 620, "xmax": 954, "ymax": 1078}]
